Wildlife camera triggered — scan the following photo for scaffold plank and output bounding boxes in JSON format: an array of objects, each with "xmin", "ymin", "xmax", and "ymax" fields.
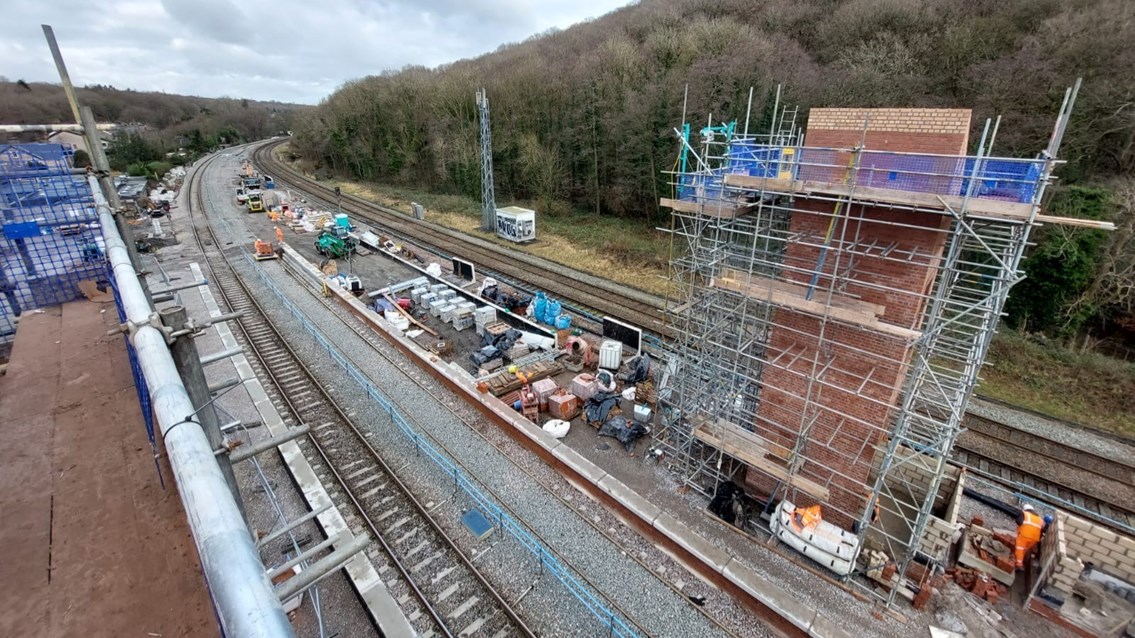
[{"xmin": 692, "ymin": 419, "xmax": 831, "ymax": 500}]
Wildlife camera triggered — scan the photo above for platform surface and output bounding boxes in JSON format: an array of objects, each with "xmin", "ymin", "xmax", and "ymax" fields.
[{"xmin": 0, "ymin": 300, "xmax": 217, "ymax": 638}]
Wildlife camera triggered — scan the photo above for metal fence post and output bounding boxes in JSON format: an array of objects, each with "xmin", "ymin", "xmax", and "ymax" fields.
[{"xmin": 160, "ymin": 305, "xmax": 246, "ymax": 521}]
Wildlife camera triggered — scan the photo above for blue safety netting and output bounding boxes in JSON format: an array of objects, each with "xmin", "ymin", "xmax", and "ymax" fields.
[
  {"xmin": 679, "ymin": 142, "xmax": 1045, "ymax": 208},
  {"xmin": 0, "ymin": 144, "xmax": 104, "ymax": 345}
]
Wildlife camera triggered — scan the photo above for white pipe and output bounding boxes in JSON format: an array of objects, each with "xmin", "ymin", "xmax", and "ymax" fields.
[{"xmin": 91, "ymin": 176, "xmax": 294, "ymax": 638}]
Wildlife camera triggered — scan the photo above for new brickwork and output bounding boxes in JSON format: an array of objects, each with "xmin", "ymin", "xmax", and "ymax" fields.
[
  {"xmin": 1046, "ymin": 513, "xmax": 1135, "ymax": 601},
  {"xmin": 746, "ymin": 109, "xmax": 969, "ymax": 528}
]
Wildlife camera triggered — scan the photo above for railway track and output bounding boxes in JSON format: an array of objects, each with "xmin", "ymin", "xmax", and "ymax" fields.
[
  {"xmin": 251, "ymin": 140, "xmax": 673, "ymax": 340},
  {"xmin": 187, "ymin": 152, "xmax": 537, "ymax": 638},
  {"xmin": 954, "ymin": 414, "xmax": 1135, "ymax": 534},
  {"xmin": 247, "ymin": 143, "xmax": 1135, "ymax": 540}
]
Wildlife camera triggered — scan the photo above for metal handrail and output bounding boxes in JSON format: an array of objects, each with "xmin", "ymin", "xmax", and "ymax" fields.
[{"xmin": 92, "ymin": 175, "xmax": 294, "ymax": 638}]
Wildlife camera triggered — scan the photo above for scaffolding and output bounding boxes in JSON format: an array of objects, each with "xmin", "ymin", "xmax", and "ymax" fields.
[
  {"xmin": 655, "ymin": 84, "xmax": 1090, "ymax": 606},
  {"xmin": 0, "ymin": 143, "xmax": 104, "ymax": 349}
]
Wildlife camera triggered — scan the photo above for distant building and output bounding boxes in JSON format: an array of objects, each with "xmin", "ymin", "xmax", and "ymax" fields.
[{"xmin": 45, "ymin": 129, "xmax": 115, "ymax": 154}]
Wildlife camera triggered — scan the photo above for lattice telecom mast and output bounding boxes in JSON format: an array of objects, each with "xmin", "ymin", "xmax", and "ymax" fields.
[{"xmin": 477, "ymin": 89, "xmax": 496, "ymax": 231}]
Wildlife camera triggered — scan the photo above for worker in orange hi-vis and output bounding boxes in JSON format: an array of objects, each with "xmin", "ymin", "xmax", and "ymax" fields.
[
  {"xmin": 1014, "ymin": 503, "xmax": 1046, "ymax": 569},
  {"xmin": 275, "ymin": 226, "xmax": 284, "ymax": 244}
]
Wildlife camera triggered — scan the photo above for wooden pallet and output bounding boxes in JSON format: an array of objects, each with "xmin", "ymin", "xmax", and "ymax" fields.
[{"xmin": 486, "ymin": 359, "xmax": 564, "ymax": 397}]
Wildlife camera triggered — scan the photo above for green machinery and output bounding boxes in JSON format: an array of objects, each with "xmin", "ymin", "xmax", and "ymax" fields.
[{"xmin": 314, "ymin": 226, "xmax": 357, "ymax": 259}]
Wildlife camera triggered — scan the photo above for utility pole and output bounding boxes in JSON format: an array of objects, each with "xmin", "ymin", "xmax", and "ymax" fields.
[
  {"xmin": 42, "ymin": 25, "xmax": 151, "ymax": 302},
  {"xmin": 476, "ymin": 89, "xmax": 496, "ymax": 232}
]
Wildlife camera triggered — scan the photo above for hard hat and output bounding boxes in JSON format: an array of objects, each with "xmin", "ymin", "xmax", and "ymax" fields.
[
  {"xmin": 1022, "ymin": 503, "xmax": 1034, "ymax": 512},
  {"xmin": 508, "ymin": 365, "xmax": 519, "ymax": 374},
  {"xmin": 1043, "ymin": 514, "xmax": 1054, "ymax": 526}
]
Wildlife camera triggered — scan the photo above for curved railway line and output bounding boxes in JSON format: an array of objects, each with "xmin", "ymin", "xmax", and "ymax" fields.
[
  {"xmin": 187, "ymin": 151, "xmax": 539, "ymax": 638},
  {"xmin": 252, "ymin": 140, "xmax": 672, "ymax": 340},
  {"xmin": 245, "ymin": 143, "xmax": 1135, "ymax": 539}
]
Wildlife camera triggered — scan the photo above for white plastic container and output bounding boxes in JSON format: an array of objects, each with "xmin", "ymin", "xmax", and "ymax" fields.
[
  {"xmin": 429, "ymin": 300, "xmax": 447, "ymax": 317},
  {"xmin": 453, "ymin": 309, "xmax": 475, "ymax": 331},
  {"xmin": 474, "ymin": 306, "xmax": 497, "ymax": 326},
  {"xmin": 598, "ymin": 340, "xmax": 623, "ymax": 370},
  {"xmin": 634, "ymin": 404, "xmax": 652, "ymax": 423},
  {"xmin": 410, "ymin": 287, "xmax": 428, "ymax": 303},
  {"xmin": 440, "ymin": 304, "xmax": 457, "ymax": 323},
  {"xmin": 419, "ymin": 292, "xmax": 437, "ymax": 307}
]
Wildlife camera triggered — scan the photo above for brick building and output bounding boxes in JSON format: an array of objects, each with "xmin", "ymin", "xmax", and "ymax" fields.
[{"xmin": 743, "ymin": 108, "xmax": 971, "ymax": 526}]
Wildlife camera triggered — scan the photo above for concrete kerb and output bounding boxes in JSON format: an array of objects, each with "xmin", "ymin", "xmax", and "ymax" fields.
[
  {"xmin": 276, "ymin": 246, "xmax": 853, "ymax": 638},
  {"xmin": 193, "ymin": 264, "xmax": 413, "ymax": 638}
]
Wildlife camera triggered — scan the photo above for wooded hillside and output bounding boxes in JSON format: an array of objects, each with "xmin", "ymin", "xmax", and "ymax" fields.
[
  {"xmin": 0, "ymin": 80, "xmax": 305, "ymax": 147},
  {"xmin": 291, "ymin": 0, "xmax": 1134, "ymax": 220}
]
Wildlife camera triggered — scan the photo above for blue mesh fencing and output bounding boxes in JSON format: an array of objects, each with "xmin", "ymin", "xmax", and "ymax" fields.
[
  {"xmin": 106, "ymin": 260, "xmax": 159, "ymax": 463},
  {"xmin": 0, "ymin": 144, "xmax": 105, "ymax": 344},
  {"xmin": 1, "ymin": 143, "xmax": 160, "ymax": 476}
]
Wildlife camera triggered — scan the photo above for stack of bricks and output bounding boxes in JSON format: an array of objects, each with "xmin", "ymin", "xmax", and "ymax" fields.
[{"xmin": 949, "ymin": 567, "xmax": 1007, "ymax": 605}]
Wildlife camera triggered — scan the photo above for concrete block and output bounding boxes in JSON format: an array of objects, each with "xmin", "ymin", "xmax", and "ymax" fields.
[
  {"xmin": 597, "ymin": 475, "xmax": 662, "ymax": 525},
  {"xmin": 245, "ymin": 381, "xmax": 271, "ymax": 406},
  {"xmin": 1091, "ymin": 526, "xmax": 1119, "ymax": 543},
  {"xmin": 654, "ymin": 513, "xmax": 731, "ymax": 574},
  {"xmin": 550, "ymin": 444, "xmax": 608, "ymax": 485},
  {"xmin": 722, "ymin": 559, "xmax": 818, "ymax": 632},
  {"xmin": 1116, "ymin": 535, "xmax": 1135, "ymax": 553}
]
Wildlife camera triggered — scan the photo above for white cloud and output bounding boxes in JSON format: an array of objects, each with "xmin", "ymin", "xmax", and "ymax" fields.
[{"xmin": 3, "ymin": 0, "xmax": 629, "ymax": 104}]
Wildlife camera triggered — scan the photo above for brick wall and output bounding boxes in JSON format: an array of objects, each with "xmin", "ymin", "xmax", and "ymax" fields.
[
  {"xmin": 746, "ymin": 204, "xmax": 951, "ymax": 526},
  {"xmin": 1043, "ymin": 517, "xmax": 1084, "ymax": 601},
  {"xmin": 805, "ymin": 108, "xmax": 971, "ymax": 155},
  {"xmin": 745, "ymin": 109, "xmax": 967, "ymax": 529},
  {"xmin": 1059, "ymin": 513, "xmax": 1135, "ymax": 584}
]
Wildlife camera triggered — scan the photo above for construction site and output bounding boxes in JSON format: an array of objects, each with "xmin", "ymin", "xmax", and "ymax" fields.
[
  {"xmin": 5, "ymin": 20, "xmax": 1135, "ymax": 638},
  {"xmin": 653, "ymin": 81, "xmax": 1135, "ymax": 623}
]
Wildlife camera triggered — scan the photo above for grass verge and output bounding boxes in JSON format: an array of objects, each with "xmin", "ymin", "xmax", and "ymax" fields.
[
  {"xmin": 978, "ymin": 329, "xmax": 1135, "ymax": 439},
  {"xmin": 273, "ymin": 144, "xmax": 672, "ymax": 297}
]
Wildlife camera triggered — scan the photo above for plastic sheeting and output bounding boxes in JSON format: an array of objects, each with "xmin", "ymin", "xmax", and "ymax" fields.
[
  {"xmin": 542, "ymin": 419, "xmax": 571, "ymax": 439},
  {"xmin": 597, "ymin": 416, "xmax": 648, "ymax": 453},
  {"xmin": 583, "ymin": 390, "xmax": 620, "ymax": 425}
]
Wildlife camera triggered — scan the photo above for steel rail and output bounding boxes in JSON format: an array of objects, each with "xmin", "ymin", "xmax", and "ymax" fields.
[{"xmin": 187, "ymin": 152, "xmax": 536, "ymax": 638}]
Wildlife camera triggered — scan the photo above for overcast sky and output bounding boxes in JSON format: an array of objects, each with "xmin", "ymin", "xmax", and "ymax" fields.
[{"xmin": 4, "ymin": 0, "xmax": 630, "ymax": 104}]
